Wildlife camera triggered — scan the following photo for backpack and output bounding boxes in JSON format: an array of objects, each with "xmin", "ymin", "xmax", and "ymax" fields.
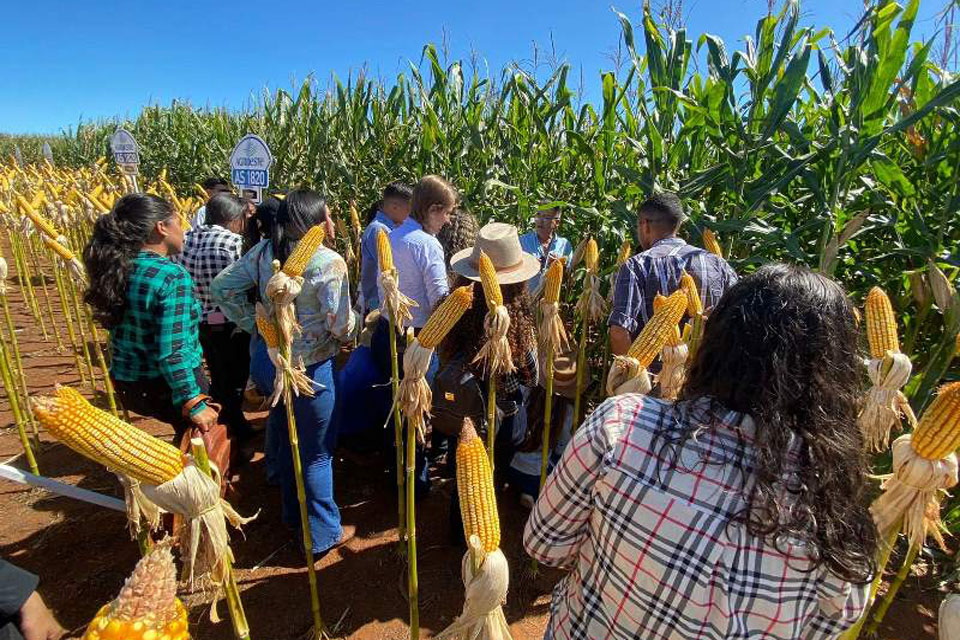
[{"xmin": 431, "ymin": 355, "xmax": 486, "ymax": 437}]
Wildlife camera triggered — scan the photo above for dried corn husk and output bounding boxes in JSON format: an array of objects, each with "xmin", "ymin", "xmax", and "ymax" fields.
[{"xmin": 858, "ymin": 351, "xmax": 916, "ymax": 452}]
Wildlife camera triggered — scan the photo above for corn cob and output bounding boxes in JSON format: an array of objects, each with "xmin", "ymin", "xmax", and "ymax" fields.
[
  {"xmin": 33, "ymin": 386, "xmax": 183, "ymax": 486},
  {"xmin": 349, "ymin": 200, "xmax": 362, "ymax": 238},
  {"xmin": 680, "ymin": 271, "xmax": 703, "ymax": 316},
  {"xmin": 477, "ymin": 251, "xmax": 503, "ymax": 307},
  {"xmin": 82, "ymin": 543, "xmax": 190, "ymax": 640},
  {"xmin": 865, "ymin": 286, "xmax": 900, "ymax": 359},
  {"xmin": 377, "ymin": 228, "xmax": 394, "ymax": 272},
  {"xmin": 15, "ymin": 194, "xmax": 60, "ymax": 239},
  {"xmin": 543, "ymin": 259, "xmax": 563, "ymax": 305},
  {"xmin": 911, "ymin": 382, "xmax": 960, "ymax": 460},
  {"xmin": 256, "ymin": 313, "xmax": 280, "ymax": 349},
  {"xmin": 456, "ymin": 418, "xmax": 500, "ymax": 552},
  {"xmin": 584, "ymin": 237, "xmax": 599, "ymax": 272},
  {"xmin": 616, "ymin": 239, "xmax": 632, "ymax": 266},
  {"xmin": 653, "ymin": 293, "xmax": 683, "ymax": 347},
  {"xmin": 281, "ymin": 224, "xmax": 326, "ymax": 277},
  {"xmin": 42, "ymin": 235, "xmax": 75, "ymax": 262},
  {"xmin": 627, "ymin": 289, "xmax": 687, "ymax": 368},
  {"xmin": 702, "ymin": 228, "xmax": 723, "ymax": 257},
  {"xmin": 418, "ymin": 284, "xmax": 474, "ymax": 349}
]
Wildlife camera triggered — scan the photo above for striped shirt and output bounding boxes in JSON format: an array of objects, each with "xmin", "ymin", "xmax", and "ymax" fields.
[
  {"xmin": 524, "ymin": 394, "xmax": 868, "ymax": 640},
  {"xmin": 608, "ymin": 237, "xmax": 737, "ymax": 338}
]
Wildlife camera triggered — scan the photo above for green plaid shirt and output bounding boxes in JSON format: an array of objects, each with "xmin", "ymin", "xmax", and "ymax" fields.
[{"xmin": 109, "ymin": 251, "xmax": 204, "ymax": 408}]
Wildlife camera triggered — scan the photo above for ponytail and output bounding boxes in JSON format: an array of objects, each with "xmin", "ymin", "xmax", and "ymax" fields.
[{"xmin": 83, "ymin": 193, "xmax": 174, "ymax": 329}]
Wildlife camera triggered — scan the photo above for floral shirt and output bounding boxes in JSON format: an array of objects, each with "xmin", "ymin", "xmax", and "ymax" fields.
[{"xmin": 210, "ymin": 239, "xmax": 358, "ymax": 366}]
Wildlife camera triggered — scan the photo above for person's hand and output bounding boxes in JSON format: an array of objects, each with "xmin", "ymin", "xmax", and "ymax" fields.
[
  {"xmin": 19, "ymin": 592, "xmax": 65, "ymax": 640},
  {"xmin": 188, "ymin": 403, "xmax": 219, "ymax": 433}
]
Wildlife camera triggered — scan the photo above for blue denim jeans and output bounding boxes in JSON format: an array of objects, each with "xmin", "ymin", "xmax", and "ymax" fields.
[{"xmin": 251, "ymin": 345, "xmax": 342, "ymax": 553}]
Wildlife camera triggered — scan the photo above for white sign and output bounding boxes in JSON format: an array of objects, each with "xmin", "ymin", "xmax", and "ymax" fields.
[
  {"xmin": 13, "ymin": 145, "xmax": 22, "ymax": 166},
  {"xmin": 110, "ymin": 128, "xmax": 140, "ymax": 174},
  {"xmin": 42, "ymin": 142, "xmax": 54, "ymax": 165},
  {"xmin": 230, "ymin": 134, "xmax": 272, "ymax": 200}
]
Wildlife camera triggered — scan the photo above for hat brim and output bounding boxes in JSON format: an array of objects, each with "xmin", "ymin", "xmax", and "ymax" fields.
[{"xmin": 449, "ymin": 247, "xmax": 542, "ymax": 285}]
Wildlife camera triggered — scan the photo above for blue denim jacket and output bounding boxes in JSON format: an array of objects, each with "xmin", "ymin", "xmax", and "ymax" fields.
[
  {"xmin": 211, "ymin": 239, "xmax": 359, "ymax": 366},
  {"xmin": 359, "ymin": 211, "xmax": 394, "ymax": 312}
]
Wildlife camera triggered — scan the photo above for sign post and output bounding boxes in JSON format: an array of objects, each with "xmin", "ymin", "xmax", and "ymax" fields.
[
  {"xmin": 42, "ymin": 142, "xmax": 54, "ymax": 166},
  {"xmin": 110, "ymin": 128, "xmax": 141, "ymax": 192},
  {"xmin": 229, "ymin": 134, "xmax": 272, "ymax": 204}
]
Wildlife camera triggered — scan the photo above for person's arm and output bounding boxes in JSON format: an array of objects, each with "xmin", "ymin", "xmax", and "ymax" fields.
[
  {"xmin": 420, "ymin": 239, "xmax": 450, "ymax": 312},
  {"xmin": 210, "ymin": 245, "xmax": 260, "ymax": 334},
  {"xmin": 360, "ymin": 226, "xmax": 380, "ymax": 310},
  {"xmin": 155, "ymin": 269, "xmax": 206, "ymax": 413},
  {"xmin": 312, "ymin": 255, "xmax": 358, "ymax": 343},
  {"xmin": 523, "ymin": 396, "xmax": 620, "ymax": 568},
  {"xmin": 607, "ymin": 261, "xmax": 640, "ymax": 355},
  {"xmin": 0, "ymin": 560, "xmax": 65, "ymax": 640},
  {"xmin": 0, "ymin": 560, "xmax": 38, "ymax": 622}
]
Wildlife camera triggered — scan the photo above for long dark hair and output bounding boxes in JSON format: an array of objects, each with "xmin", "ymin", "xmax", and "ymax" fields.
[
  {"xmin": 670, "ymin": 263, "xmax": 876, "ymax": 584},
  {"xmin": 270, "ymin": 189, "xmax": 328, "ymax": 264},
  {"xmin": 440, "ymin": 275, "xmax": 537, "ymax": 370},
  {"xmin": 83, "ymin": 193, "xmax": 176, "ymax": 329}
]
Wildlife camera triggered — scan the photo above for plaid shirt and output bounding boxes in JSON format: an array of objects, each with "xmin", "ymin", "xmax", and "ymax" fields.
[
  {"xmin": 524, "ymin": 394, "xmax": 868, "ymax": 640},
  {"xmin": 609, "ymin": 237, "xmax": 738, "ymax": 338},
  {"xmin": 178, "ymin": 224, "xmax": 243, "ymax": 323},
  {"xmin": 110, "ymin": 251, "xmax": 204, "ymax": 408}
]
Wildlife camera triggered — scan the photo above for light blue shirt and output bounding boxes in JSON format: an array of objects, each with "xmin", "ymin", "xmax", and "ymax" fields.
[
  {"xmin": 387, "ymin": 219, "xmax": 449, "ymax": 328},
  {"xmin": 360, "ymin": 211, "xmax": 394, "ymax": 311},
  {"xmin": 519, "ymin": 231, "xmax": 574, "ymax": 292},
  {"xmin": 210, "ymin": 239, "xmax": 358, "ymax": 366}
]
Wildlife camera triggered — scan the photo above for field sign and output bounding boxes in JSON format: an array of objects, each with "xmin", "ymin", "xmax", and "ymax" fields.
[
  {"xmin": 110, "ymin": 129, "xmax": 140, "ymax": 175},
  {"xmin": 230, "ymin": 134, "xmax": 271, "ymax": 203}
]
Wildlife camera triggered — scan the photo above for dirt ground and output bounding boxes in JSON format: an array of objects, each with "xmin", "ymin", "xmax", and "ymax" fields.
[{"xmin": 0, "ymin": 263, "xmax": 947, "ymax": 640}]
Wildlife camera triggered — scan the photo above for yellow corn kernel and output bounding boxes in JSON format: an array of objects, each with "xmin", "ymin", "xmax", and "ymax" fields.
[
  {"xmin": 911, "ymin": 382, "xmax": 960, "ymax": 460},
  {"xmin": 477, "ymin": 251, "xmax": 503, "ymax": 308},
  {"xmin": 456, "ymin": 418, "xmax": 500, "ymax": 552},
  {"xmin": 616, "ymin": 239, "xmax": 632, "ymax": 267},
  {"xmin": 42, "ymin": 236, "xmax": 75, "ymax": 262},
  {"xmin": 81, "ymin": 544, "xmax": 190, "ymax": 640},
  {"xmin": 418, "ymin": 284, "xmax": 475, "ymax": 349},
  {"xmin": 33, "ymin": 386, "xmax": 184, "ymax": 486},
  {"xmin": 680, "ymin": 271, "xmax": 703, "ymax": 316},
  {"xmin": 256, "ymin": 313, "xmax": 280, "ymax": 349},
  {"xmin": 349, "ymin": 200, "xmax": 362, "ymax": 236},
  {"xmin": 543, "ymin": 259, "xmax": 564, "ymax": 305},
  {"xmin": 702, "ymin": 228, "xmax": 723, "ymax": 258},
  {"xmin": 865, "ymin": 287, "xmax": 899, "ymax": 359},
  {"xmin": 627, "ymin": 289, "xmax": 687, "ymax": 368},
  {"xmin": 584, "ymin": 237, "xmax": 599, "ymax": 272},
  {"xmin": 377, "ymin": 229, "xmax": 394, "ymax": 273},
  {"xmin": 282, "ymin": 224, "xmax": 327, "ymax": 277},
  {"xmin": 15, "ymin": 194, "xmax": 60, "ymax": 239},
  {"xmin": 653, "ymin": 293, "xmax": 683, "ymax": 347}
]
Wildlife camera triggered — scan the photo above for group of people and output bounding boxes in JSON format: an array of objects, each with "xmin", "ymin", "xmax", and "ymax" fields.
[{"xmin": 3, "ymin": 174, "xmax": 881, "ymax": 640}]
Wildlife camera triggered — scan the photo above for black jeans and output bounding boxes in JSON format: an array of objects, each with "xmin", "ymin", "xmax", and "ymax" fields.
[
  {"xmin": 112, "ymin": 366, "xmax": 210, "ymax": 440},
  {"xmin": 198, "ymin": 322, "xmax": 253, "ymax": 442}
]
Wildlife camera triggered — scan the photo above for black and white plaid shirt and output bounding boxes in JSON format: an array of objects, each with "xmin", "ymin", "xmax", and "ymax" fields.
[{"xmin": 179, "ymin": 224, "xmax": 243, "ymax": 323}]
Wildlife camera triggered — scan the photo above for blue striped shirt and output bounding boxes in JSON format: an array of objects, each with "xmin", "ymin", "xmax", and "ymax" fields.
[{"xmin": 608, "ymin": 237, "xmax": 737, "ymax": 337}]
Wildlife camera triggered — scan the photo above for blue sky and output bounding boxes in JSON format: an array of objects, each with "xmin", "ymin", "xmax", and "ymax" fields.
[{"xmin": 2, "ymin": 0, "xmax": 949, "ymax": 134}]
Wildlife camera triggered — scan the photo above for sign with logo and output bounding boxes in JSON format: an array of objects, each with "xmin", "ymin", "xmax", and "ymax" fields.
[
  {"xmin": 110, "ymin": 129, "xmax": 140, "ymax": 175},
  {"xmin": 229, "ymin": 134, "xmax": 271, "ymax": 203},
  {"xmin": 42, "ymin": 142, "xmax": 54, "ymax": 165},
  {"xmin": 13, "ymin": 145, "xmax": 22, "ymax": 166}
]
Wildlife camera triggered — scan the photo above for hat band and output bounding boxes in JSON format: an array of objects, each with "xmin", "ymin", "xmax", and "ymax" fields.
[{"xmin": 470, "ymin": 255, "xmax": 525, "ymax": 274}]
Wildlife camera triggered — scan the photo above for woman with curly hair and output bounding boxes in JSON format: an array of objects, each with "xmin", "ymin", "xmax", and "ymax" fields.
[
  {"xmin": 83, "ymin": 193, "xmax": 218, "ymax": 438},
  {"xmin": 525, "ymin": 263, "xmax": 877, "ymax": 640}
]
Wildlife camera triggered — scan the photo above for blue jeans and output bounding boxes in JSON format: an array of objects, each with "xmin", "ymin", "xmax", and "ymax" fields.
[{"xmin": 251, "ymin": 345, "xmax": 342, "ymax": 553}]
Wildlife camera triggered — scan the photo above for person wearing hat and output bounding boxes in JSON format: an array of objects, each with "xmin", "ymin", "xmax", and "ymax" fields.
[
  {"xmin": 507, "ymin": 349, "xmax": 584, "ymax": 508},
  {"xmin": 441, "ymin": 221, "xmax": 542, "ymax": 543}
]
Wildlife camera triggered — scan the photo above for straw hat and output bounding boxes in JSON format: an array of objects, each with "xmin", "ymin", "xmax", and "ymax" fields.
[
  {"xmin": 540, "ymin": 349, "xmax": 588, "ymax": 400},
  {"xmin": 450, "ymin": 222, "xmax": 541, "ymax": 285}
]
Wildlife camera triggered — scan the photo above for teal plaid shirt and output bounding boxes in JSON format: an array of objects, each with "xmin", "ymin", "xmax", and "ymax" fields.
[{"xmin": 109, "ymin": 251, "xmax": 204, "ymax": 408}]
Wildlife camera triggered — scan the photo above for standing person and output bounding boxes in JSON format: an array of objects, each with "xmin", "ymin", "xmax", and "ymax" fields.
[
  {"xmin": 608, "ymin": 192, "xmax": 737, "ymax": 356},
  {"xmin": 525, "ymin": 264, "xmax": 877, "ymax": 640},
  {"xmin": 179, "ymin": 193, "xmax": 254, "ymax": 460},
  {"xmin": 211, "ymin": 189, "xmax": 358, "ymax": 555},
  {"xmin": 0, "ymin": 560, "xmax": 65, "ymax": 640},
  {"xmin": 359, "ymin": 182, "xmax": 413, "ymax": 313},
  {"xmin": 83, "ymin": 193, "xmax": 218, "ymax": 440},
  {"xmin": 518, "ymin": 205, "xmax": 573, "ymax": 294},
  {"xmin": 436, "ymin": 207, "xmax": 480, "ymax": 275},
  {"xmin": 189, "ymin": 177, "xmax": 232, "ymax": 229}
]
